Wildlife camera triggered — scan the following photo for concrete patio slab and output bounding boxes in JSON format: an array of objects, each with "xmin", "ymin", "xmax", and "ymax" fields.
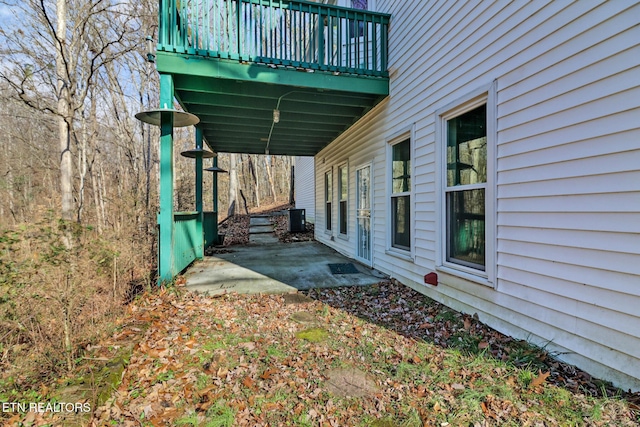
[{"xmin": 184, "ymin": 241, "xmax": 387, "ymax": 296}]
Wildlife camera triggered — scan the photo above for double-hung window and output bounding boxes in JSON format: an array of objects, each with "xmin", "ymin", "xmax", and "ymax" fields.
[
  {"xmin": 338, "ymin": 164, "xmax": 348, "ymax": 235},
  {"xmin": 325, "ymin": 170, "xmax": 333, "ymax": 231},
  {"xmin": 445, "ymin": 104, "xmax": 487, "ymax": 270},
  {"xmin": 391, "ymin": 138, "xmax": 411, "ymax": 251},
  {"xmin": 437, "ymin": 84, "xmax": 495, "ymax": 284}
]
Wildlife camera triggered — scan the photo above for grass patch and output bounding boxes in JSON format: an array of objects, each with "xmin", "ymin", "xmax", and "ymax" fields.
[
  {"xmin": 295, "ymin": 327, "xmax": 329, "ymax": 342},
  {"xmin": 81, "ymin": 284, "xmax": 638, "ymax": 427}
]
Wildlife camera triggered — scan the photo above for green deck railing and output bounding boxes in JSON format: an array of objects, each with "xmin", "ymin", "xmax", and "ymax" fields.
[
  {"xmin": 159, "ymin": 0, "xmax": 390, "ymax": 77},
  {"xmin": 173, "ymin": 212, "xmax": 203, "ymax": 274}
]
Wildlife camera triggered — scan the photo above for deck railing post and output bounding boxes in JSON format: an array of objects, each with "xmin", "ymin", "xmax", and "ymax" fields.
[
  {"xmin": 212, "ymin": 156, "xmax": 220, "ymax": 244},
  {"xmin": 158, "ymin": 73, "xmax": 175, "ymax": 285},
  {"xmin": 236, "ymin": 0, "xmax": 242, "ymax": 57},
  {"xmin": 158, "ymin": 0, "xmax": 390, "ymax": 75},
  {"xmin": 317, "ymin": 5, "xmax": 324, "ymax": 68}
]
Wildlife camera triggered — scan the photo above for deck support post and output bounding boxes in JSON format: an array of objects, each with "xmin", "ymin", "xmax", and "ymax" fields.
[
  {"xmin": 158, "ymin": 73, "xmax": 175, "ymax": 285},
  {"xmin": 213, "ymin": 156, "xmax": 220, "ymax": 244},
  {"xmin": 195, "ymin": 127, "xmax": 204, "ymax": 258}
]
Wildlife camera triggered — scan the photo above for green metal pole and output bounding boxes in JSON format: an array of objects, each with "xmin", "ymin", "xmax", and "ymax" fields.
[
  {"xmin": 195, "ymin": 128, "xmax": 203, "ymax": 213},
  {"xmin": 213, "ymin": 156, "xmax": 219, "ymax": 244},
  {"xmin": 195, "ymin": 128, "xmax": 204, "ymax": 258},
  {"xmin": 158, "ymin": 73, "xmax": 175, "ymax": 285},
  {"xmin": 213, "ymin": 156, "xmax": 218, "ymax": 213}
]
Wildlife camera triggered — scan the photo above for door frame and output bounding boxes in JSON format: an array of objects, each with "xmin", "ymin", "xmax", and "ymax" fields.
[{"xmin": 355, "ymin": 162, "xmax": 373, "ymax": 266}]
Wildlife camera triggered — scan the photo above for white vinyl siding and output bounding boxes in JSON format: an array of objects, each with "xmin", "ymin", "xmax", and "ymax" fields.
[{"xmin": 315, "ymin": 0, "xmax": 640, "ymax": 391}]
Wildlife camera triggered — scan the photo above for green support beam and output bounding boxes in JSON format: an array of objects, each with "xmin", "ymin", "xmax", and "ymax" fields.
[
  {"xmin": 173, "ymin": 75, "xmax": 379, "ymax": 107},
  {"xmin": 195, "ymin": 127, "xmax": 204, "ymax": 259},
  {"xmin": 212, "ymin": 156, "xmax": 219, "ymax": 213},
  {"xmin": 213, "ymin": 155, "xmax": 219, "ymax": 244},
  {"xmin": 158, "ymin": 73, "xmax": 175, "ymax": 285},
  {"xmin": 156, "ymin": 52, "xmax": 389, "ymax": 96},
  {"xmin": 195, "ymin": 128, "xmax": 203, "ymax": 212}
]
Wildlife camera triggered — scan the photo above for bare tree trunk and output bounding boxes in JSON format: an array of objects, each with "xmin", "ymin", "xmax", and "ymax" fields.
[
  {"xmin": 57, "ymin": 0, "xmax": 73, "ymax": 222},
  {"xmin": 3, "ymin": 140, "xmax": 14, "ymax": 223},
  {"xmin": 228, "ymin": 153, "xmax": 240, "ymax": 216},
  {"xmin": 264, "ymin": 155, "xmax": 276, "ymax": 203},
  {"xmin": 77, "ymin": 112, "xmax": 87, "ymax": 223},
  {"xmin": 91, "ymin": 166, "xmax": 103, "ymax": 233},
  {"xmin": 99, "ymin": 163, "xmax": 107, "ymax": 228},
  {"xmin": 250, "ymin": 155, "xmax": 260, "ymax": 208}
]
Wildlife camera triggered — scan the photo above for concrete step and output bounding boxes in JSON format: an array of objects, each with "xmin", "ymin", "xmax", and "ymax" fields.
[
  {"xmin": 249, "ymin": 233, "xmax": 280, "ymax": 244},
  {"xmin": 249, "ymin": 225, "xmax": 274, "ymax": 234},
  {"xmin": 249, "ymin": 217, "xmax": 271, "ymax": 226}
]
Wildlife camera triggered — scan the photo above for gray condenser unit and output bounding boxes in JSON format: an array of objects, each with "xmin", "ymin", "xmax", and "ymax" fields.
[{"xmin": 289, "ymin": 209, "xmax": 306, "ymax": 232}]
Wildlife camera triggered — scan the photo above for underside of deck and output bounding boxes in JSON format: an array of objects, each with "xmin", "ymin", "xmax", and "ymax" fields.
[{"xmin": 157, "ymin": 52, "xmax": 388, "ymax": 156}]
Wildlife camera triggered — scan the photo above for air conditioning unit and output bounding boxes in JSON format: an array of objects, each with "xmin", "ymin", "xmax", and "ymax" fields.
[{"xmin": 289, "ymin": 209, "xmax": 306, "ymax": 233}]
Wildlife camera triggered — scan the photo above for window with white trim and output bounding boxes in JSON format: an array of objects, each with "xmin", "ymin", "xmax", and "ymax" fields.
[
  {"xmin": 338, "ymin": 164, "xmax": 348, "ymax": 235},
  {"xmin": 390, "ymin": 138, "xmax": 411, "ymax": 250},
  {"xmin": 325, "ymin": 170, "xmax": 333, "ymax": 231},
  {"xmin": 445, "ymin": 104, "xmax": 487, "ymax": 270}
]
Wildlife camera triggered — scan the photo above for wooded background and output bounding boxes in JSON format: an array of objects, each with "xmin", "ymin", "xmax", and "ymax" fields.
[{"xmin": 0, "ymin": 0, "xmax": 294, "ymax": 382}]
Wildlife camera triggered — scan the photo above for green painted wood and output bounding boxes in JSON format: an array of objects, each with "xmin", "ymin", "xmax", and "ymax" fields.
[
  {"xmin": 194, "ymin": 128, "xmax": 204, "ymax": 211},
  {"xmin": 196, "ymin": 116, "xmax": 348, "ymax": 132},
  {"xmin": 156, "ymin": 52, "xmax": 388, "ymax": 96},
  {"xmin": 155, "ymin": 0, "xmax": 391, "ymax": 158},
  {"xmin": 158, "ymin": 0, "xmax": 390, "ymax": 77},
  {"xmin": 187, "ymin": 103, "xmax": 363, "ymax": 122},
  {"xmin": 173, "ymin": 212, "xmax": 202, "ymax": 274},
  {"xmin": 171, "ymin": 76, "xmax": 378, "ymax": 106},
  {"xmin": 194, "ymin": 128, "xmax": 204, "ymax": 259},
  {"xmin": 203, "ymin": 211, "xmax": 218, "ymax": 248},
  {"xmin": 177, "ymin": 92, "xmax": 369, "ymax": 116},
  {"xmin": 158, "ymin": 73, "xmax": 175, "ymax": 285},
  {"xmin": 212, "ymin": 156, "xmax": 219, "ymax": 213}
]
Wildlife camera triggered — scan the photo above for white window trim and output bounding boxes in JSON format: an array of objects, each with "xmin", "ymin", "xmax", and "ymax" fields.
[
  {"xmin": 435, "ymin": 82, "xmax": 497, "ymax": 287},
  {"xmin": 337, "ymin": 162, "xmax": 349, "ymax": 239},
  {"xmin": 386, "ymin": 124, "xmax": 415, "ymax": 258},
  {"xmin": 324, "ymin": 167, "xmax": 334, "ymax": 235}
]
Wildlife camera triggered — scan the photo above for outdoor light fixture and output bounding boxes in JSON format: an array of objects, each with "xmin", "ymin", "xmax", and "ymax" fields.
[
  {"xmin": 146, "ymin": 36, "xmax": 156, "ymax": 63},
  {"xmin": 135, "ymin": 103, "xmax": 200, "ymax": 127},
  {"xmin": 181, "ymin": 148, "xmax": 215, "ymax": 158},
  {"xmin": 205, "ymin": 165, "xmax": 228, "ymax": 174}
]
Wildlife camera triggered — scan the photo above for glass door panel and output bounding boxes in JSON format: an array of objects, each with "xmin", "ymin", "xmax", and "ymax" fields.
[{"xmin": 356, "ymin": 165, "xmax": 371, "ymax": 264}]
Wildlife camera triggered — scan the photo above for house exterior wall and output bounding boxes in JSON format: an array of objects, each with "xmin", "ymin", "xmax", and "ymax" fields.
[
  {"xmin": 294, "ymin": 156, "xmax": 316, "ymax": 223},
  {"xmin": 314, "ymin": 0, "xmax": 640, "ymax": 391}
]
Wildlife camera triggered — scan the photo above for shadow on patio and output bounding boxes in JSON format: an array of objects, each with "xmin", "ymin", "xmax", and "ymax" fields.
[{"xmin": 183, "ymin": 240, "xmax": 387, "ymax": 295}]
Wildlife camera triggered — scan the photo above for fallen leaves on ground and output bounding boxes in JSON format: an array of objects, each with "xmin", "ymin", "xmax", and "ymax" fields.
[
  {"xmin": 530, "ymin": 370, "xmax": 551, "ymax": 389},
  {"xmin": 270, "ymin": 212, "xmax": 316, "ymax": 243},
  {"xmin": 210, "ymin": 214, "xmax": 250, "ymax": 249},
  {"xmin": 75, "ymin": 281, "xmax": 639, "ymax": 427}
]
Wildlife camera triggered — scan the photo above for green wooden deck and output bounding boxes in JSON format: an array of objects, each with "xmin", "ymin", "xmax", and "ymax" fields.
[
  {"xmin": 151, "ymin": 0, "xmax": 390, "ymax": 283},
  {"xmin": 157, "ymin": 0, "xmax": 390, "ymax": 156}
]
